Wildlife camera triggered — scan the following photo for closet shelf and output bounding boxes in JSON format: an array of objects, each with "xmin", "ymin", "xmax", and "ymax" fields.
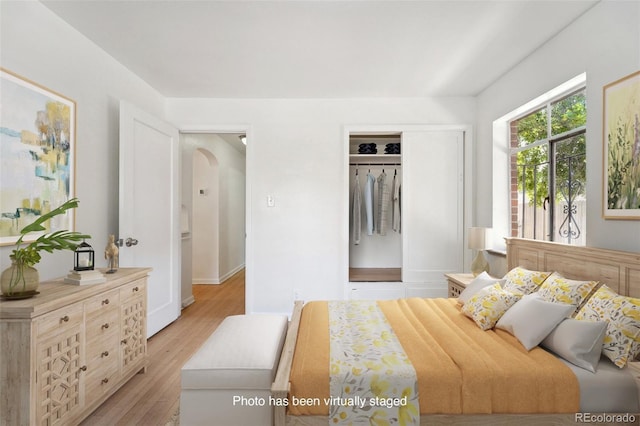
[{"xmin": 349, "ymin": 154, "xmax": 401, "ymax": 165}]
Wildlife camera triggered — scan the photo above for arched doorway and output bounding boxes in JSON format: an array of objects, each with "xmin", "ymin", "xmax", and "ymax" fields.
[
  {"xmin": 180, "ymin": 131, "xmax": 247, "ymax": 309},
  {"xmin": 192, "ymin": 148, "xmax": 220, "ymax": 283}
]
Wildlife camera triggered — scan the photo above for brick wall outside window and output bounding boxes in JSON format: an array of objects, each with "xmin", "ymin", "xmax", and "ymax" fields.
[{"xmin": 509, "ymin": 121, "xmax": 520, "ymax": 237}]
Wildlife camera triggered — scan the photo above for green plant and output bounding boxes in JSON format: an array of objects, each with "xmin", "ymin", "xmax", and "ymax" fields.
[
  {"xmin": 607, "ymin": 116, "xmax": 640, "ymax": 210},
  {"xmin": 6, "ymin": 198, "xmax": 91, "ymax": 293},
  {"xmin": 515, "ymin": 91, "xmax": 587, "ymax": 207}
]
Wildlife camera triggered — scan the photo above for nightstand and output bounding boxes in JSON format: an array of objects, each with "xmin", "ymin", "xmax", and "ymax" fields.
[{"xmin": 444, "ymin": 273, "xmax": 474, "ymax": 298}]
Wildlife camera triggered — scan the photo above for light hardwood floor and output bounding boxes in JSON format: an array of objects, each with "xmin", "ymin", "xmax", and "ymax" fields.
[
  {"xmin": 349, "ymin": 267, "xmax": 401, "ymax": 282},
  {"xmin": 81, "ymin": 269, "xmax": 245, "ymax": 425}
]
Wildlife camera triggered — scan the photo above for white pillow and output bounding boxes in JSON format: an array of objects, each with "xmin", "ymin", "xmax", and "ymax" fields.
[
  {"xmin": 458, "ymin": 271, "xmax": 504, "ymax": 305},
  {"xmin": 542, "ymin": 319, "xmax": 608, "ymax": 373},
  {"xmin": 496, "ymin": 293, "xmax": 574, "ymax": 350}
]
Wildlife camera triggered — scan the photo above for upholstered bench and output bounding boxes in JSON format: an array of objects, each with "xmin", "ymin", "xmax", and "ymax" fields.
[{"xmin": 180, "ymin": 314, "xmax": 289, "ymax": 426}]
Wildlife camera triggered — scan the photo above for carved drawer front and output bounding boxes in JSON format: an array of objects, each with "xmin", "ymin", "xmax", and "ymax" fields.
[
  {"xmin": 85, "ymin": 289, "xmax": 120, "ymax": 320},
  {"xmin": 37, "ymin": 303, "xmax": 84, "ymax": 338},
  {"xmin": 120, "ymin": 279, "xmax": 147, "ymax": 375},
  {"xmin": 35, "ymin": 315, "xmax": 85, "ymax": 425}
]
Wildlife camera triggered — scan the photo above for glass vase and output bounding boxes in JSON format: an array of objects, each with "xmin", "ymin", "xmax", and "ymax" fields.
[{"xmin": 1, "ymin": 261, "xmax": 40, "ymax": 296}]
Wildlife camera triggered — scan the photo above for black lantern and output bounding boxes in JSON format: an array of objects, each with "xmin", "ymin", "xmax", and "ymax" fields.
[{"xmin": 74, "ymin": 241, "xmax": 95, "ymax": 271}]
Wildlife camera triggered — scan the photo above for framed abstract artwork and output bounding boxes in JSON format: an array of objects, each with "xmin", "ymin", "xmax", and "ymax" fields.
[
  {"xmin": 602, "ymin": 69, "xmax": 640, "ymax": 219},
  {"xmin": 0, "ymin": 68, "xmax": 76, "ymax": 245}
]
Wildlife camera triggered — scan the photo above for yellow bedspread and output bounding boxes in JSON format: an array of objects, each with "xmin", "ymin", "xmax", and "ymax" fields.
[{"xmin": 288, "ymin": 298, "xmax": 579, "ymax": 415}]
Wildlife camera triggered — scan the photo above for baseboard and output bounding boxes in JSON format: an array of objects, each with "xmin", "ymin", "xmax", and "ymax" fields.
[
  {"xmin": 192, "ymin": 278, "xmax": 221, "ymax": 285},
  {"xmin": 192, "ymin": 263, "xmax": 245, "ymax": 286},
  {"xmin": 181, "ymin": 295, "xmax": 195, "ymax": 308},
  {"xmin": 219, "ymin": 263, "xmax": 245, "ymax": 283}
]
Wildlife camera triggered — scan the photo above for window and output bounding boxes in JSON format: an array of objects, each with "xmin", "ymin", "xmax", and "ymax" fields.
[{"xmin": 509, "ymin": 88, "xmax": 586, "ymax": 245}]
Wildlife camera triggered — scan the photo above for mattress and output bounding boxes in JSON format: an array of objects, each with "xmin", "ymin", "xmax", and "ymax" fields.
[{"xmin": 558, "ymin": 354, "xmax": 640, "ymax": 413}]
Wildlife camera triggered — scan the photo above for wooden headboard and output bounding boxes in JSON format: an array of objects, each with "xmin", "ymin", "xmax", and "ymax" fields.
[{"xmin": 506, "ymin": 238, "xmax": 640, "ymax": 299}]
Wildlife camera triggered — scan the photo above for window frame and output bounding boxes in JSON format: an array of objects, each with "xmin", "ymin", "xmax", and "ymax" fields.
[{"xmin": 509, "ymin": 87, "xmax": 587, "ymax": 244}]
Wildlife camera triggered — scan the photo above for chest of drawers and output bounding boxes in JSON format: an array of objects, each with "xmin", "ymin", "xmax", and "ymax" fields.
[{"xmin": 0, "ymin": 268, "xmax": 150, "ymax": 426}]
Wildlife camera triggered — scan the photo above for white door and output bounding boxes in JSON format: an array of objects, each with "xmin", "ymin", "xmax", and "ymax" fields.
[
  {"xmin": 402, "ymin": 130, "xmax": 464, "ymax": 295},
  {"xmin": 119, "ymin": 101, "xmax": 181, "ymax": 337}
]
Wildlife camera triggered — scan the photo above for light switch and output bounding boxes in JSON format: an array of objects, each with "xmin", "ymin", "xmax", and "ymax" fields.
[{"xmin": 267, "ymin": 195, "xmax": 275, "ymax": 207}]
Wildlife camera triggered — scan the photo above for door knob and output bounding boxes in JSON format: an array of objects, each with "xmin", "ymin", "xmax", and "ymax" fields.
[{"xmin": 125, "ymin": 237, "xmax": 139, "ymax": 247}]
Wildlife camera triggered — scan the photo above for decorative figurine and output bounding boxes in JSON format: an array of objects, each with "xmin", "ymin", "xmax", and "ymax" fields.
[{"xmin": 104, "ymin": 234, "xmax": 119, "ymax": 273}]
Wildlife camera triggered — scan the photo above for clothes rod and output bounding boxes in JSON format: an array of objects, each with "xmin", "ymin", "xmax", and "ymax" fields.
[{"xmin": 349, "ymin": 163, "xmax": 401, "ymax": 166}]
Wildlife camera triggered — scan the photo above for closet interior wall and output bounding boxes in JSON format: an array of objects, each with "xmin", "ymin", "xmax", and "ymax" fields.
[{"xmin": 349, "ymin": 135, "xmax": 402, "ymax": 282}]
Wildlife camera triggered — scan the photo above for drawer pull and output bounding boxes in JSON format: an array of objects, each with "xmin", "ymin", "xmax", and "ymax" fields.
[
  {"xmin": 102, "ymin": 323, "xmax": 110, "ymax": 330},
  {"xmin": 102, "ymin": 351, "xmax": 109, "ymax": 358},
  {"xmin": 102, "ymin": 299, "xmax": 110, "ymax": 305},
  {"xmin": 132, "ymin": 286, "xmax": 139, "ymax": 292},
  {"xmin": 61, "ymin": 315, "xmax": 69, "ymax": 322},
  {"xmin": 101, "ymin": 378, "xmax": 109, "ymax": 384},
  {"xmin": 80, "ymin": 365, "xmax": 87, "ymax": 372}
]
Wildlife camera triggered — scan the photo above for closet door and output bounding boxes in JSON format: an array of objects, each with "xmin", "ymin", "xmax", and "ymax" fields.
[{"xmin": 402, "ymin": 131, "xmax": 464, "ymax": 296}]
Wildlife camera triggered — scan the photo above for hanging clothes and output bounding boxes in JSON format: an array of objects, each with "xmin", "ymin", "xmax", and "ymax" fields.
[
  {"xmin": 351, "ymin": 170, "xmax": 362, "ymax": 245},
  {"xmin": 392, "ymin": 172, "xmax": 401, "ymax": 233},
  {"xmin": 377, "ymin": 170, "xmax": 390, "ymax": 236},
  {"xmin": 364, "ymin": 172, "xmax": 376, "ymax": 236}
]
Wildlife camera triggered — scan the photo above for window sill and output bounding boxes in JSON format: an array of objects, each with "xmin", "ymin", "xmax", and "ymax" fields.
[{"xmin": 487, "ymin": 248, "xmax": 507, "ymax": 257}]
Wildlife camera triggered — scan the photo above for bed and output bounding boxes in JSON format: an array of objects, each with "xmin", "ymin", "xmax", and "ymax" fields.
[{"xmin": 271, "ymin": 238, "xmax": 640, "ymax": 425}]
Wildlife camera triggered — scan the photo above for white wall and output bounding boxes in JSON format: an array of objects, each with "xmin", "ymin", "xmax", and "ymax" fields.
[
  {"xmin": 476, "ymin": 1, "xmax": 640, "ymax": 253},
  {"xmin": 4, "ymin": 3, "xmax": 472, "ymax": 318},
  {"xmin": 10, "ymin": 1, "xmax": 630, "ymax": 318},
  {"xmin": 0, "ymin": 2, "xmax": 166, "ymax": 278},
  {"xmin": 192, "ymin": 148, "xmax": 220, "ymax": 283},
  {"xmin": 168, "ymin": 98, "xmax": 475, "ymax": 314}
]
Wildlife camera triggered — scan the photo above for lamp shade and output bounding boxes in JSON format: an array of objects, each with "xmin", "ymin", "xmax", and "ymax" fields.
[{"xmin": 468, "ymin": 227, "xmax": 490, "ymax": 250}]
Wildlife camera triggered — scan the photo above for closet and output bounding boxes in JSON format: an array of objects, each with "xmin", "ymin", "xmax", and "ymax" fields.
[
  {"xmin": 349, "ymin": 134, "xmax": 403, "ymax": 298},
  {"xmin": 347, "ymin": 129, "xmax": 465, "ymax": 300}
]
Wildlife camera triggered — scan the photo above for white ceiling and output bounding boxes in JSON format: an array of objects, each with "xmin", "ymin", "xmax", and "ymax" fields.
[{"xmin": 42, "ymin": 0, "xmax": 599, "ymax": 98}]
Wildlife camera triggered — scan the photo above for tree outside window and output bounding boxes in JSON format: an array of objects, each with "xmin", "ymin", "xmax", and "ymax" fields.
[{"xmin": 510, "ymin": 88, "xmax": 586, "ymax": 245}]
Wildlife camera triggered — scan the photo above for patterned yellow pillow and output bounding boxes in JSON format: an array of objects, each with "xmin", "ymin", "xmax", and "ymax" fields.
[
  {"xmin": 575, "ymin": 285, "xmax": 640, "ymax": 368},
  {"xmin": 502, "ymin": 267, "xmax": 551, "ymax": 295},
  {"xmin": 537, "ymin": 272, "xmax": 599, "ymax": 312},
  {"xmin": 462, "ymin": 283, "xmax": 522, "ymax": 331}
]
